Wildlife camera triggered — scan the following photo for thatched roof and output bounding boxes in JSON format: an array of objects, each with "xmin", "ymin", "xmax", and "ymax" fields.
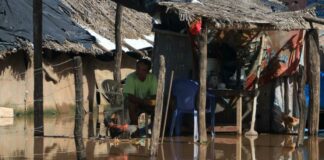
[
  {"xmin": 63, "ymin": 0, "xmax": 153, "ymax": 42},
  {"xmin": 159, "ymin": 0, "xmax": 319, "ymax": 30},
  {"xmin": 0, "ymin": 0, "xmax": 153, "ymax": 59}
]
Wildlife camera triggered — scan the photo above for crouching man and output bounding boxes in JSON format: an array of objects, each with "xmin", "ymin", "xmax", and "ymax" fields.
[{"xmin": 124, "ymin": 57, "xmax": 157, "ymax": 125}]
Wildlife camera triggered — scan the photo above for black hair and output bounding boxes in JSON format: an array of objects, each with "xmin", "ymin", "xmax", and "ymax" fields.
[{"xmin": 136, "ymin": 58, "xmax": 152, "ymax": 70}]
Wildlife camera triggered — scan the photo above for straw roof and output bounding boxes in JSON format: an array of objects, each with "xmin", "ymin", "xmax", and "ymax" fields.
[
  {"xmin": 63, "ymin": 0, "xmax": 153, "ymax": 43},
  {"xmin": 159, "ymin": 0, "xmax": 318, "ymax": 30},
  {"xmin": 0, "ymin": 0, "xmax": 153, "ymax": 59}
]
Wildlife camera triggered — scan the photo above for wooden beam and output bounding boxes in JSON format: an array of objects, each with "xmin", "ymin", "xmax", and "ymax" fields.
[
  {"xmin": 304, "ymin": 16, "xmax": 324, "ymax": 25},
  {"xmin": 306, "ymin": 29, "xmax": 321, "ymax": 136},
  {"xmin": 150, "ymin": 55, "xmax": 166, "ymax": 156},
  {"xmin": 198, "ymin": 19, "xmax": 208, "ymax": 143},
  {"xmin": 33, "ymin": 0, "xmax": 44, "ymax": 137}
]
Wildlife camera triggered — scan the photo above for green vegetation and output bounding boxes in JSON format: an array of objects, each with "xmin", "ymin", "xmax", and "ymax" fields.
[{"xmin": 14, "ymin": 107, "xmax": 59, "ymax": 117}]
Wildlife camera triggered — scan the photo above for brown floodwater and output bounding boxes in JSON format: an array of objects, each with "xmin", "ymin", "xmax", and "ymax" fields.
[{"xmin": 0, "ymin": 114, "xmax": 323, "ymax": 160}]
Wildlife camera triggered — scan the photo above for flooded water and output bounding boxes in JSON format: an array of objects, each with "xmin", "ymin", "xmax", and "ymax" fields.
[{"xmin": 0, "ymin": 114, "xmax": 323, "ymax": 159}]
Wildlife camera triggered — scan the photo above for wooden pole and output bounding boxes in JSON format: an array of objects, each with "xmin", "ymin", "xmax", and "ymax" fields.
[
  {"xmin": 308, "ymin": 137, "xmax": 319, "ymax": 160},
  {"xmin": 73, "ymin": 56, "xmax": 86, "ymax": 160},
  {"xmin": 198, "ymin": 19, "xmax": 208, "ymax": 143},
  {"xmin": 245, "ymin": 35, "xmax": 265, "ymax": 137},
  {"xmin": 297, "ymin": 66, "xmax": 307, "ymax": 146},
  {"xmin": 33, "ymin": 0, "xmax": 44, "ymax": 137},
  {"xmin": 306, "ymin": 29, "xmax": 320, "ymax": 136},
  {"xmin": 161, "ymin": 70, "xmax": 174, "ymax": 143},
  {"xmin": 150, "ymin": 55, "xmax": 166, "ymax": 156},
  {"xmin": 113, "ymin": 4, "xmax": 123, "ymax": 83}
]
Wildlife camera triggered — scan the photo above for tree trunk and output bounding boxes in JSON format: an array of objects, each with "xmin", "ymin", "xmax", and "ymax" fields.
[
  {"xmin": 198, "ymin": 20, "xmax": 208, "ymax": 143},
  {"xmin": 33, "ymin": 0, "xmax": 44, "ymax": 137},
  {"xmin": 306, "ymin": 29, "xmax": 320, "ymax": 136},
  {"xmin": 114, "ymin": 4, "xmax": 123, "ymax": 83},
  {"xmin": 150, "ymin": 55, "xmax": 166, "ymax": 156}
]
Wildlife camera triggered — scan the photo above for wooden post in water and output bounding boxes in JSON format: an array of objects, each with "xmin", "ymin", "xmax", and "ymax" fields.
[
  {"xmin": 150, "ymin": 55, "xmax": 166, "ymax": 156},
  {"xmin": 305, "ymin": 29, "xmax": 320, "ymax": 136},
  {"xmin": 297, "ymin": 67, "xmax": 307, "ymax": 146},
  {"xmin": 33, "ymin": 0, "xmax": 44, "ymax": 137},
  {"xmin": 114, "ymin": 4, "xmax": 123, "ymax": 83},
  {"xmin": 198, "ymin": 19, "xmax": 208, "ymax": 143},
  {"xmin": 73, "ymin": 56, "xmax": 86, "ymax": 160}
]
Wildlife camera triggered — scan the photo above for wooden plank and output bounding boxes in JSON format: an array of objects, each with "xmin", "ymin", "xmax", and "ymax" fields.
[
  {"xmin": 150, "ymin": 55, "xmax": 166, "ymax": 156},
  {"xmin": 208, "ymin": 89, "xmax": 253, "ymax": 97},
  {"xmin": 33, "ymin": 0, "xmax": 44, "ymax": 137},
  {"xmin": 0, "ymin": 107, "xmax": 14, "ymax": 118},
  {"xmin": 198, "ymin": 19, "xmax": 208, "ymax": 143},
  {"xmin": 213, "ymin": 126, "xmax": 238, "ymax": 132},
  {"xmin": 214, "ymin": 137, "xmax": 239, "ymax": 145},
  {"xmin": 306, "ymin": 29, "xmax": 321, "ymax": 136}
]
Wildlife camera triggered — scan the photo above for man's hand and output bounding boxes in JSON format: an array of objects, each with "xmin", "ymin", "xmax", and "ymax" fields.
[{"xmin": 144, "ymin": 99, "xmax": 156, "ymax": 107}]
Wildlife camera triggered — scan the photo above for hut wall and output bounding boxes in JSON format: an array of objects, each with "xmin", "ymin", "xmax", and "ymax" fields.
[
  {"xmin": 152, "ymin": 30, "xmax": 194, "ymax": 93},
  {"xmin": 0, "ymin": 52, "xmax": 136, "ymax": 114},
  {"xmin": 0, "ymin": 51, "xmax": 29, "ymax": 111}
]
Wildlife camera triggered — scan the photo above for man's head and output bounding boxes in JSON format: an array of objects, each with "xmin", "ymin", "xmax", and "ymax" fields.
[{"xmin": 136, "ymin": 58, "xmax": 152, "ymax": 81}]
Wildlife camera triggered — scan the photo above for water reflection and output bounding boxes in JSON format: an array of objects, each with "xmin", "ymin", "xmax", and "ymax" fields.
[{"xmin": 0, "ymin": 115, "xmax": 324, "ymax": 159}]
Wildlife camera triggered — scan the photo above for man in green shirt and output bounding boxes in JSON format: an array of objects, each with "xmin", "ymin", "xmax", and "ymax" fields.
[{"xmin": 124, "ymin": 58, "xmax": 158, "ymax": 125}]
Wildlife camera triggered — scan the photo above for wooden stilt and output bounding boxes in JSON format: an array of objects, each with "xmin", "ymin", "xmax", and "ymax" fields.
[
  {"xmin": 73, "ymin": 56, "xmax": 86, "ymax": 160},
  {"xmin": 33, "ymin": 0, "xmax": 44, "ymax": 137},
  {"xmin": 297, "ymin": 67, "xmax": 307, "ymax": 146},
  {"xmin": 198, "ymin": 19, "xmax": 208, "ymax": 143},
  {"xmin": 114, "ymin": 4, "xmax": 123, "ymax": 83},
  {"xmin": 305, "ymin": 29, "xmax": 320, "ymax": 136},
  {"xmin": 150, "ymin": 55, "xmax": 166, "ymax": 156},
  {"xmin": 245, "ymin": 35, "xmax": 265, "ymax": 137}
]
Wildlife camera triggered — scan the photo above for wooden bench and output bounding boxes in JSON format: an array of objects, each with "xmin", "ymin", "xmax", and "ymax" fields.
[{"xmin": 208, "ymin": 89, "xmax": 253, "ymax": 134}]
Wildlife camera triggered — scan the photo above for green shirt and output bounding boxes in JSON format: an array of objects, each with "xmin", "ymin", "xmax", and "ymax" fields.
[{"xmin": 123, "ymin": 72, "xmax": 158, "ymax": 99}]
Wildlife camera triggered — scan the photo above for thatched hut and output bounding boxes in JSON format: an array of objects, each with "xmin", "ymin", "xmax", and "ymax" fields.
[
  {"xmin": 113, "ymin": 0, "xmax": 323, "ymax": 135},
  {"xmin": 0, "ymin": 0, "xmax": 153, "ymax": 114}
]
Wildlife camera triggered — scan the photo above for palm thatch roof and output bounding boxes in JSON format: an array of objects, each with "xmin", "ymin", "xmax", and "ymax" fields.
[
  {"xmin": 159, "ymin": 0, "xmax": 320, "ymax": 30},
  {"xmin": 0, "ymin": 0, "xmax": 153, "ymax": 59},
  {"xmin": 63, "ymin": 0, "xmax": 153, "ymax": 43}
]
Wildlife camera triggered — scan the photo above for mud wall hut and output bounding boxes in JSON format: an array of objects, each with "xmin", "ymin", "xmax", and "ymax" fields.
[{"xmin": 0, "ymin": 0, "xmax": 153, "ymax": 114}]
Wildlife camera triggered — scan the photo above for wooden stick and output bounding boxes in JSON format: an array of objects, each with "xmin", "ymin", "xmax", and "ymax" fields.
[
  {"xmin": 245, "ymin": 35, "xmax": 265, "ymax": 137},
  {"xmin": 161, "ymin": 70, "xmax": 174, "ymax": 144},
  {"xmin": 150, "ymin": 55, "xmax": 166, "ymax": 156}
]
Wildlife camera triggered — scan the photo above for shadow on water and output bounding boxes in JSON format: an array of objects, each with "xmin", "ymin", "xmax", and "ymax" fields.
[{"xmin": 1, "ymin": 114, "xmax": 324, "ymax": 159}]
